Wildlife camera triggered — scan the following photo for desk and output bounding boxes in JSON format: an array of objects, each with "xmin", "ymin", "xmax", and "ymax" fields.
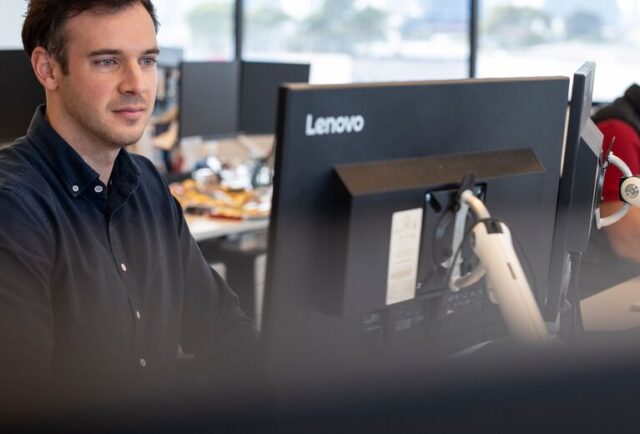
[
  {"xmin": 186, "ymin": 215, "xmax": 269, "ymax": 242},
  {"xmin": 581, "ymin": 275, "xmax": 640, "ymax": 331}
]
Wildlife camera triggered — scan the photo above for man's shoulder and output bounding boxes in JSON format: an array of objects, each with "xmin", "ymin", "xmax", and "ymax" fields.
[
  {"xmin": 0, "ymin": 139, "xmax": 42, "ymax": 195},
  {"xmin": 0, "ymin": 140, "xmax": 53, "ymax": 231},
  {"xmin": 128, "ymin": 152, "xmax": 179, "ymax": 211},
  {"xmin": 129, "ymin": 152, "xmax": 161, "ymax": 176},
  {"xmin": 129, "ymin": 152, "xmax": 170, "ymax": 190}
]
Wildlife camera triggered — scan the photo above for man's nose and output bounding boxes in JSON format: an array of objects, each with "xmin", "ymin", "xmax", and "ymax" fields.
[{"xmin": 119, "ymin": 61, "xmax": 147, "ymax": 95}]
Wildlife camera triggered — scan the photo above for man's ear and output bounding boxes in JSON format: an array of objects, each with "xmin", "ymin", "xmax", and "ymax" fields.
[{"xmin": 31, "ymin": 47, "xmax": 60, "ymax": 91}]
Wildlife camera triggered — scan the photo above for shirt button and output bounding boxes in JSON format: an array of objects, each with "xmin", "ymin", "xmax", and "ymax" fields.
[
  {"xmin": 139, "ymin": 358, "xmax": 147, "ymax": 368},
  {"xmin": 120, "ymin": 263, "xmax": 127, "ymax": 272},
  {"xmin": 135, "ymin": 310, "xmax": 142, "ymax": 320},
  {"xmin": 94, "ymin": 185, "xmax": 104, "ymax": 193},
  {"xmin": 72, "ymin": 185, "xmax": 79, "ymax": 193}
]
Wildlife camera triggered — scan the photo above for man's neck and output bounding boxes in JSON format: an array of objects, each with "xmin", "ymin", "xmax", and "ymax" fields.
[
  {"xmin": 74, "ymin": 148, "xmax": 119, "ymax": 185},
  {"xmin": 45, "ymin": 108, "xmax": 120, "ymax": 184}
]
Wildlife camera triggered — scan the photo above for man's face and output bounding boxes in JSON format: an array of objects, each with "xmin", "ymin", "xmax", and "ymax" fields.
[{"xmin": 54, "ymin": 3, "xmax": 158, "ymax": 150}]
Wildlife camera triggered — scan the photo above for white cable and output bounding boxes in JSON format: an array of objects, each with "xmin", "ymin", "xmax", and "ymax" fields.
[
  {"xmin": 608, "ymin": 152, "xmax": 633, "ymax": 177},
  {"xmin": 450, "ymin": 189, "xmax": 548, "ymax": 344},
  {"xmin": 452, "ymin": 263, "xmax": 486, "ymax": 289},
  {"xmin": 448, "ymin": 189, "xmax": 488, "ymax": 291},
  {"xmin": 596, "ymin": 203, "xmax": 629, "ymax": 229},
  {"xmin": 447, "ymin": 189, "xmax": 485, "ymax": 291},
  {"xmin": 597, "ymin": 152, "xmax": 633, "ymax": 228},
  {"xmin": 460, "ymin": 189, "xmax": 490, "ymax": 220}
]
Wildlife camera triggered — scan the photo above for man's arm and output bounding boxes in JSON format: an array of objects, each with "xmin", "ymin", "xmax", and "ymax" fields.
[
  {"xmin": 173, "ymin": 198, "xmax": 260, "ymax": 381},
  {"xmin": 0, "ymin": 188, "xmax": 55, "ymax": 401}
]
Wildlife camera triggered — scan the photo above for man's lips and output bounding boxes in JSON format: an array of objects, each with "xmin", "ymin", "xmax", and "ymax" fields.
[
  {"xmin": 113, "ymin": 107, "xmax": 146, "ymax": 120},
  {"xmin": 113, "ymin": 106, "xmax": 146, "ymax": 113}
]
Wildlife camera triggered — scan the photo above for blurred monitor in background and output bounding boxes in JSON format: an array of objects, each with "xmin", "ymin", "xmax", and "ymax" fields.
[
  {"xmin": 238, "ymin": 61, "xmax": 310, "ymax": 135},
  {"xmin": 155, "ymin": 46, "xmax": 183, "ymax": 114},
  {"xmin": 0, "ymin": 49, "xmax": 45, "ymax": 145},
  {"xmin": 178, "ymin": 61, "xmax": 239, "ymax": 141}
]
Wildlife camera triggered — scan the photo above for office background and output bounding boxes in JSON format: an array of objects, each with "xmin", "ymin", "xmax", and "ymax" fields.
[
  {"xmin": 3, "ymin": 2, "xmax": 640, "ymax": 431},
  {"xmin": 3, "ymin": 0, "xmax": 640, "ymax": 102}
]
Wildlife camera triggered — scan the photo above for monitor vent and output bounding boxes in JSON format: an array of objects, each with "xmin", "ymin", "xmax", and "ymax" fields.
[{"xmin": 335, "ymin": 148, "xmax": 543, "ymax": 196}]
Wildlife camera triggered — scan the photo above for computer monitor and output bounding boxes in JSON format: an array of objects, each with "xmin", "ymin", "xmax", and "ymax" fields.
[
  {"xmin": 544, "ymin": 62, "xmax": 603, "ymax": 330},
  {"xmin": 155, "ymin": 48, "xmax": 183, "ymax": 113},
  {"xmin": 178, "ymin": 61, "xmax": 239, "ymax": 140},
  {"xmin": 238, "ymin": 61, "xmax": 310, "ymax": 134},
  {"xmin": 157, "ymin": 47, "xmax": 183, "ymax": 69},
  {"xmin": 0, "ymin": 50, "xmax": 45, "ymax": 145},
  {"xmin": 262, "ymin": 77, "xmax": 569, "ymax": 387}
]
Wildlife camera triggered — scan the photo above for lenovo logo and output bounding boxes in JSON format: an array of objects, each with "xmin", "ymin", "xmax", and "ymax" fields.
[{"xmin": 305, "ymin": 114, "xmax": 365, "ymax": 136}]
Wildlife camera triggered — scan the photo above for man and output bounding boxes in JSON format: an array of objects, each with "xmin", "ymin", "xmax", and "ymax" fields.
[
  {"xmin": 580, "ymin": 84, "xmax": 640, "ymax": 296},
  {"xmin": 0, "ymin": 0, "xmax": 258, "ymax": 403}
]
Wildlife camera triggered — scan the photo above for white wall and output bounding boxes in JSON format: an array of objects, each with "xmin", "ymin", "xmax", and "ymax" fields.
[{"xmin": 0, "ymin": 1, "xmax": 27, "ymax": 49}]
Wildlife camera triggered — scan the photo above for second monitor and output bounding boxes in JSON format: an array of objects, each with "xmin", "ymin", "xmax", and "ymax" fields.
[
  {"xmin": 178, "ymin": 60, "xmax": 310, "ymax": 141},
  {"xmin": 239, "ymin": 61, "xmax": 310, "ymax": 135},
  {"xmin": 179, "ymin": 61, "xmax": 240, "ymax": 140}
]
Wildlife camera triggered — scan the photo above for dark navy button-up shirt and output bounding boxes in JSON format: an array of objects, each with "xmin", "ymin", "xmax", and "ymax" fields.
[{"xmin": 0, "ymin": 107, "xmax": 258, "ymax": 401}]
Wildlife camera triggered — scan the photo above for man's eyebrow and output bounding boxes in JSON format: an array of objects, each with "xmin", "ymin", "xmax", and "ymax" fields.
[{"xmin": 88, "ymin": 48, "xmax": 160, "ymax": 56}]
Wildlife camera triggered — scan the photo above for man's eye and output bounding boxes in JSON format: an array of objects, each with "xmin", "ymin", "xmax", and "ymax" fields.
[
  {"xmin": 96, "ymin": 59, "xmax": 117, "ymax": 67},
  {"xmin": 141, "ymin": 57, "xmax": 157, "ymax": 66}
]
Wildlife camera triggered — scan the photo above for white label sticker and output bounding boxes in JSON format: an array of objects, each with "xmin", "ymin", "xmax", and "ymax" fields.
[{"xmin": 386, "ymin": 208, "xmax": 423, "ymax": 305}]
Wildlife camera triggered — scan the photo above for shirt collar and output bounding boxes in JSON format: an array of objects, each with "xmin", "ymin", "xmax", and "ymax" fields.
[
  {"xmin": 108, "ymin": 148, "xmax": 142, "ymax": 214},
  {"xmin": 27, "ymin": 105, "xmax": 141, "ymax": 199}
]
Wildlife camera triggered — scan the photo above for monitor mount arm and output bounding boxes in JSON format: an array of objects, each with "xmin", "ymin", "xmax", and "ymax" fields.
[
  {"xmin": 447, "ymin": 174, "xmax": 550, "ymax": 344},
  {"xmin": 596, "ymin": 151, "xmax": 639, "ymax": 228}
]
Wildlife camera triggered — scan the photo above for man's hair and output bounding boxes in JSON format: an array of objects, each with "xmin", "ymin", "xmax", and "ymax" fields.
[{"xmin": 22, "ymin": 0, "xmax": 159, "ymax": 74}]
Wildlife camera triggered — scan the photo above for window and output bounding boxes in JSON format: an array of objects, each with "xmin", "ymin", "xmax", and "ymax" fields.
[
  {"xmin": 0, "ymin": 0, "xmax": 27, "ymax": 49},
  {"xmin": 154, "ymin": 0, "xmax": 235, "ymax": 61},
  {"xmin": 478, "ymin": 0, "xmax": 640, "ymax": 101},
  {"xmin": 6, "ymin": 0, "xmax": 636, "ymax": 102},
  {"xmin": 243, "ymin": 0, "xmax": 470, "ymax": 84}
]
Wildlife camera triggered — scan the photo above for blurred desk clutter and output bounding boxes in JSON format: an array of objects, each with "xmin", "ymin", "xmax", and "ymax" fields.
[
  {"xmin": 168, "ymin": 131, "xmax": 274, "ymax": 218},
  {"xmin": 171, "ymin": 170, "xmax": 272, "ymax": 221},
  {"xmin": 163, "ymin": 136, "xmax": 273, "ymax": 325}
]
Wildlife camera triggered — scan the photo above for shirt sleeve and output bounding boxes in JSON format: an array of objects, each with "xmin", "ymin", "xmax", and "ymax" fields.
[
  {"xmin": 0, "ymin": 187, "xmax": 55, "ymax": 398},
  {"xmin": 599, "ymin": 119, "xmax": 640, "ymax": 201},
  {"xmin": 173, "ymin": 197, "xmax": 260, "ymax": 380}
]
